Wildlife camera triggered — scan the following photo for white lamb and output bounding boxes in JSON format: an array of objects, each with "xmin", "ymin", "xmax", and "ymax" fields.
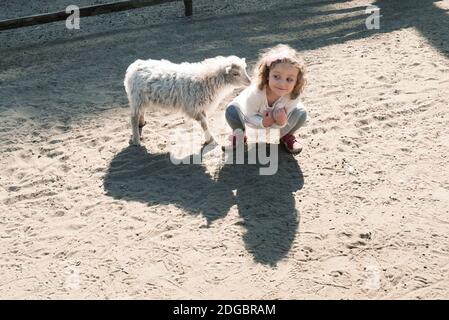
[{"xmin": 124, "ymin": 55, "xmax": 251, "ymax": 146}]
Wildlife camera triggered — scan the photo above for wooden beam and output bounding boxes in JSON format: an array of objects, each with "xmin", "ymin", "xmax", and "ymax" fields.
[{"xmin": 0, "ymin": 0, "xmax": 191, "ymax": 31}]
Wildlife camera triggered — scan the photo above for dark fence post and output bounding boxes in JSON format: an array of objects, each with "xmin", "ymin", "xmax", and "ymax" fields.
[{"xmin": 183, "ymin": 0, "xmax": 193, "ymax": 16}]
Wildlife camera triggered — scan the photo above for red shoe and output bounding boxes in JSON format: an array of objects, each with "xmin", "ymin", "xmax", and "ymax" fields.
[{"xmin": 280, "ymin": 133, "xmax": 303, "ymax": 154}]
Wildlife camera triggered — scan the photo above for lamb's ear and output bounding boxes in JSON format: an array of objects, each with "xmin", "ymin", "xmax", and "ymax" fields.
[
  {"xmin": 242, "ymin": 58, "xmax": 246, "ymax": 63},
  {"xmin": 225, "ymin": 66, "xmax": 232, "ymax": 74}
]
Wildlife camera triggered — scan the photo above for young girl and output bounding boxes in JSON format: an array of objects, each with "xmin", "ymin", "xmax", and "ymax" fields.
[{"xmin": 224, "ymin": 44, "xmax": 307, "ymax": 154}]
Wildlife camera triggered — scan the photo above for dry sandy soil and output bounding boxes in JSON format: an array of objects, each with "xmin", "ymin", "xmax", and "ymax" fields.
[{"xmin": 1, "ymin": 0, "xmax": 449, "ymax": 299}]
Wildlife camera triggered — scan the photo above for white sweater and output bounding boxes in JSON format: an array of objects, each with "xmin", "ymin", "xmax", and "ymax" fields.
[{"xmin": 228, "ymin": 84, "xmax": 306, "ymax": 129}]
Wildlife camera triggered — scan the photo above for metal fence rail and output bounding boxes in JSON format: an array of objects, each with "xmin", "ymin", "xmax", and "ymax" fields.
[{"xmin": 0, "ymin": 0, "xmax": 193, "ymax": 31}]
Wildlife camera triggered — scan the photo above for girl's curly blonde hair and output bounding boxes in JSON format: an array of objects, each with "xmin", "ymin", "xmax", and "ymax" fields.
[{"xmin": 254, "ymin": 44, "xmax": 307, "ymax": 99}]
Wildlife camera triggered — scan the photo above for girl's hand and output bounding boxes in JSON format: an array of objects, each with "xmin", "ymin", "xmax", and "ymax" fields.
[
  {"xmin": 273, "ymin": 107, "xmax": 288, "ymax": 126},
  {"xmin": 262, "ymin": 110, "xmax": 275, "ymax": 127}
]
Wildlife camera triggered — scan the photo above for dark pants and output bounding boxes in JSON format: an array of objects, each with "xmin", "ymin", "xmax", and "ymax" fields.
[{"xmin": 225, "ymin": 105, "xmax": 307, "ymax": 137}]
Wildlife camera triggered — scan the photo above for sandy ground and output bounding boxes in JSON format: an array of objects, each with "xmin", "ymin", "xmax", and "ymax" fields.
[{"xmin": 1, "ymin": 0, "xmax": 449, "ymax": 299}]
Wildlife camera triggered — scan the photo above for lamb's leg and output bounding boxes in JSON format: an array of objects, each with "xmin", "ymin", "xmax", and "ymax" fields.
[
  {"xmin": 130, "ymin": 113, "xmax": 141, "ymax": 146},
  {"xmin": 129, "ymin": 93, "xmax": 147, "ymax": 146},
  {"xmin": 196, "ymin": 111, "xmax": 215, "ymax": 144},
  {"xmin": 138, "ymin": 113, "xmax": 147, "ymax": 138},
  {"xmin": 130, "ymin": 98, "xmax": 144, "ymax": 146}
]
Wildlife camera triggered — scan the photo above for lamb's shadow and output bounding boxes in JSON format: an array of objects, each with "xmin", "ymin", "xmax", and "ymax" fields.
[
  {"xmin": 103, "ymin": 145, "xmax": 234, "ymax": 223},
  {"xmin": 103, "ymin": 143, "xmax": 304, "ymax": 266}
]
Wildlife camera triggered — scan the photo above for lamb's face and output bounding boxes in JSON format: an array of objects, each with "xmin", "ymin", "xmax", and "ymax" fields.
[{"xmin": 225, "ymin": 57, "xmax": 251, "ymax": 87}]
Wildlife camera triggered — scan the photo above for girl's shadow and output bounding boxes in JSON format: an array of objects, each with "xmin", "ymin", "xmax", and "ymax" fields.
[
  {"xmin": 218, "ymin": 143, "xmax": 304, "ymax": 265},
  {"xmin": 103, "ymin": 144, "xmax": 304, "ymax": 266}
]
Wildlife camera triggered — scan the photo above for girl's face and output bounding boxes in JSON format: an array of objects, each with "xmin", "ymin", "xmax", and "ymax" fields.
[{"xmin": 267, "ymin": 62, "xmax": 299, "ymax": 98}]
